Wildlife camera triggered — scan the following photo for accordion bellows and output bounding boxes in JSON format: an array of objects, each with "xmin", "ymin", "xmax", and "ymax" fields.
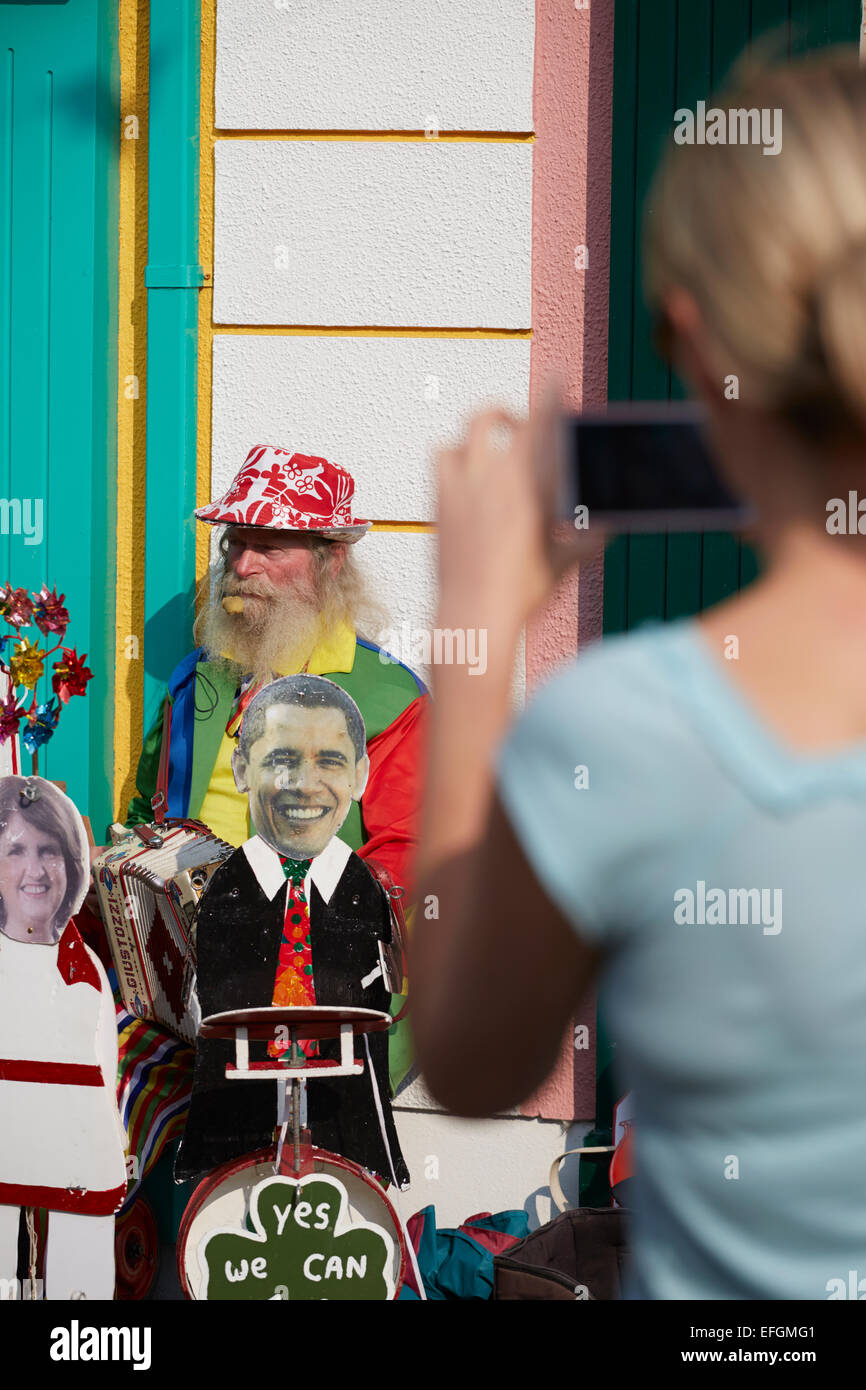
[{"xmin": 94, "ymin": 821, "xmax": 234, "ymax": 1043}]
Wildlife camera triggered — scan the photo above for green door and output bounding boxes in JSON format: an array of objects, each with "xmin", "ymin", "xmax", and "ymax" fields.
[
  {"xmin": 0, "ymin": 0, "xmax": 118, "ymax": 828},
  {"xmin": 605, "ymin": 0, "xmax": 860, "ymax": 636},
  {"xmin": 590, "ymin": 0, "xmax": 862, "ymax": 1168}
]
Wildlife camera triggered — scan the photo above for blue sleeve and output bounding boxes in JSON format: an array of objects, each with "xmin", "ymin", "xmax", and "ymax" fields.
[{"xmin": 495, "ymin": 665, "xmax": 610, "ymax": 943}]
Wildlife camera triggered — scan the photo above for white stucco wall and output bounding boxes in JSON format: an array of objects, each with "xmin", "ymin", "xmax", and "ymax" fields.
[
  {"xmin": 355, "ymin": 530, "xmax": 526, "ymax": 702},
  {"xmin": 210, "ymin": 0, "xmax": 576, "ymax": 1235},
  {"xmin": 213, "ymin": 140, "xmax": 533, "ymax": 328},
  {"xmin": 211, "ymin": 335, "xmax": 531, "ymax": 519},
  {"xmin": 215, "ymin": 0, "xmax": 535, "ymax": 132},
  {"xmin": 392, "ymin": 1110, "xmax": 592, "ymax": 1232}
]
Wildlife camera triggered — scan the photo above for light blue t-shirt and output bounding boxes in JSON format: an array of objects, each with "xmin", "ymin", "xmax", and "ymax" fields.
[{"xmin": 497, "ymin": 617, "xmax": 866, "ymax": 1300}]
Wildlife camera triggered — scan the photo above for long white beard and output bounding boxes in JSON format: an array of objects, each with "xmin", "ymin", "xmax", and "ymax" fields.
[{"xmin": 197, "ymin": 584, "xmax": 325, "ymax": 686}]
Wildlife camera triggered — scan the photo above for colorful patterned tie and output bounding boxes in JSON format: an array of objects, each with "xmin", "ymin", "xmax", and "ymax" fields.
[{"xmin": 268, "ymin": 856, "xmax": 317, "ymax": 1060}]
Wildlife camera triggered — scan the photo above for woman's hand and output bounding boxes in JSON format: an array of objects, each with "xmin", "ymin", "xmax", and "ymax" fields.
[
  {"xmin": 414, "ymin": 382, "xmax": 605, "ymax": 1107},
  {"xmin": 434, "ymin": 379, "xmax": 604, "ymax": 638},
  {"xmin": 418, "ymin": 380, "xmax": 604, "ymax": 876}
]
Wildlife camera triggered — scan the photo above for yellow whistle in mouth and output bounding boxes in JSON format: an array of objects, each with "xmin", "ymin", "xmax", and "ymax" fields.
[{"xmin": 222, "ymin": 596, "xmax": 245, "ymax": 614}]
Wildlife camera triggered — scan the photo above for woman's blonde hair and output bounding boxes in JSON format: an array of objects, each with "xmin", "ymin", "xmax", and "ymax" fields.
[{"xmin": 645, "ymin": 47, "xmax": 866, "ymax": 444}]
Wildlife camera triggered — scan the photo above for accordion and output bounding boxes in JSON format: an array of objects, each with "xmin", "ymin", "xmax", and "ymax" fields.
[{"xmin": 93, "ymin": 820, "xmax": 234, "ymax": 1043}]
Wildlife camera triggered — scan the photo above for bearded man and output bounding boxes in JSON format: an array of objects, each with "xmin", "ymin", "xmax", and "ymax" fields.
[
  {"xmin": 125, "ymin": 446, "xmax": 428, "ymax": 895},
  {"xmin": 107, "ymin": 449, "xmax": 426, "ymax": 1186}
]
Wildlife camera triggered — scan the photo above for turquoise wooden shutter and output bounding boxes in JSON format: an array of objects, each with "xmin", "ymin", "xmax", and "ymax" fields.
[{"xmin": 0, "ymin": 0, "xmax": 118, "ymax": 829}]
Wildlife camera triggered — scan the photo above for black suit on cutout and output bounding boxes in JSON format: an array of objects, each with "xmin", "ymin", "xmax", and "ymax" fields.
[{"xmin": 174, "ymin": 844, "xmax": 410, "ymax": 1187}]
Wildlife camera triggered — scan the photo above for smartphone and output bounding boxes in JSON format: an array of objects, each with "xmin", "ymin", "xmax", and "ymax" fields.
[{"xmin": 562, "ymin": 402, "xmax": 755, "ymax": 532}]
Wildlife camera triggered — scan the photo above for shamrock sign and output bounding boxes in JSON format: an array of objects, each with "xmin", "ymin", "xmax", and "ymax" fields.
[{"xmin": 199, "ymin": 1174, "xmax": 395, "ymax": 1300}]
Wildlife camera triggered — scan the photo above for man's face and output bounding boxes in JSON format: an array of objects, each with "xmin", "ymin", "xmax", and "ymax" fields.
[
  {"xmin": 201, "ymin": 528, "xmax": 348, "ymax": 683},
  {"xmin": 233, "ymin": 702, "xmax": 368, "ymax": 859},
  {"xmin": 223, "ymin": 528, "xmax": 321, "ymax": 612}
]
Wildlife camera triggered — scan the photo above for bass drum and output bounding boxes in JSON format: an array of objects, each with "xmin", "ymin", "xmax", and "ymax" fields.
[{"xmin": 177, "ymin": 1146, "xmax": 406, "ymax": 1300}]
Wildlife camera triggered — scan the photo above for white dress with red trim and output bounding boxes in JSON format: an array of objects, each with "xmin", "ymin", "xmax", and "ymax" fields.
[{"xmin": 0, "ymin": 922, "xmax": 127, "ymax": 1216}]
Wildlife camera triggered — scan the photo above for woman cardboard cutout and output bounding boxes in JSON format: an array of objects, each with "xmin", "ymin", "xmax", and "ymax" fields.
[
  {"xmin": 0, "ymin": 776, "xmax": 127, "ymax": 1299},
  {"xmin": 176, "ymin": 675, "xmax": 409, "ymax": 1188}
]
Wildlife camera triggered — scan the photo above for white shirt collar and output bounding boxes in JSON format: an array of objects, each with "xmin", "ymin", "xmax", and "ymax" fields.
[{"xmin": 241, "ymin": 833, "xmax": 353, "ymax": 907}]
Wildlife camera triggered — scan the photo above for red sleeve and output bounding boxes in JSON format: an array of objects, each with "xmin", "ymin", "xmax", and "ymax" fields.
[{"xmin": 356, "ymin": 693, "xmax": 429, "ymax": 896}]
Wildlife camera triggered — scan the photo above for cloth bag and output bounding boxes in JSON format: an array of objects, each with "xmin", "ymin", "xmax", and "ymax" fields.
[{"xmin": 492, "ymin": 1206, "xmax": 630, "ymax": 1300}]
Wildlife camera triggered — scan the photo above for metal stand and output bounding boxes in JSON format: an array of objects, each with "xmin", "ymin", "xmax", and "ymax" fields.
[
  {"xmin": 272, "ymin": 1029, "xmax": 316, "ymax": 1177},
  {"xmin": 201, "ymin": 1007, "xmax": 393, "ymax": 1180}
]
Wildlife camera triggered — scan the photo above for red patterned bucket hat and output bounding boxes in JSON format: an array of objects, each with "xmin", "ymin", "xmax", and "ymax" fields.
[{"xmin": 195, "ymin": 446, "xmax": 371, "ymax": 542}]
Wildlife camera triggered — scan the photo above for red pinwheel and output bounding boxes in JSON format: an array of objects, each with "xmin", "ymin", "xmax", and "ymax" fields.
[
  {"xmin": 31, "ymin": 584, "xmax": 70, "ymax": 638},
  {"xmin": 0, "ymin": 585, "xmax": 34, "ymax": 628},
  {"xmin": 0, "ymin": 692, "xmax": 23, "ymax": 745},
  {"xmin": 51, "ymin": 648, "xmax": 93, "ymax": 705}
]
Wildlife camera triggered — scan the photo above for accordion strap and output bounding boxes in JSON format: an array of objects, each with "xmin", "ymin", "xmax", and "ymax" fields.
[
  {"xmin": 364, "ymin": 856, "xmax": 409, "ymax": 1024},
  {"xmin": 152, "ymin": 695, "xmax": 173, "ymax": 825}
]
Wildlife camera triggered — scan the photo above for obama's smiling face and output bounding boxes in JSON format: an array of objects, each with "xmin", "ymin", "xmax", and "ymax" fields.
[{"xmin": 232, "ymin": 701, "xmax": 368, "ymax": 859}]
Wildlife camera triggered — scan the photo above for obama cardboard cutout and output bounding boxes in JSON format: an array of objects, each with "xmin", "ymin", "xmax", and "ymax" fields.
[{"xmin": 175, "ymin": 675, "xmax": 409, "ymax": 1188}]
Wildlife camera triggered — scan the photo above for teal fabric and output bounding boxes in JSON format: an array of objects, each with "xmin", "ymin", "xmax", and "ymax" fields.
[
  {"xmin": 498, "ymin": 617, "xmax": 866, "ymax": 1300},
  {"xmin": 398, "ymin": 1207, "xmax": 529, "ymax": 1301}
]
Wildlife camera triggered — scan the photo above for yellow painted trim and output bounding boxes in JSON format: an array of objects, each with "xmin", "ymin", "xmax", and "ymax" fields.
[
  {"xmin": 211, "ymin": 326, "xmax": 531, "ymax": 338},
  {"xmin": 213, "ymin": 131, "xmax": 535, "ymax": 142},
  {"xmin": 370, "ymin": 522, "xmax": 436, "ymax": 533},
  {"xmin": 113, "ymin": 0, "xmax": 149, "ymax": 825}
]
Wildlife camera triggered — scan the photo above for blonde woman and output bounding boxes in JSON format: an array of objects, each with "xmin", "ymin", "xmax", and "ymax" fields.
[{"xmin": 412, "ymin": 49, "xmax": 866, "ymax": 1299}]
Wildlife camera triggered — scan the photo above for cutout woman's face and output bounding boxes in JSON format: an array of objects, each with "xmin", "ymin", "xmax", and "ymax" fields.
[{"xmin": 0, "ymin": 811, "xmax": 67, "ymax": 940}]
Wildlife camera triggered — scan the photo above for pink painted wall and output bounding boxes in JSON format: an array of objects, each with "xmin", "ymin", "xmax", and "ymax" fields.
[{"xmin": 520, "ymin": 0, "xmax": 613, "ymax": 1122}]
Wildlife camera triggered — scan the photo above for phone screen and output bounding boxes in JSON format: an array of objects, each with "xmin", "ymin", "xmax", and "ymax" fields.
[{"xmin": 564, "ymin": 406, "xmax": 753, "ymax": 530}]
